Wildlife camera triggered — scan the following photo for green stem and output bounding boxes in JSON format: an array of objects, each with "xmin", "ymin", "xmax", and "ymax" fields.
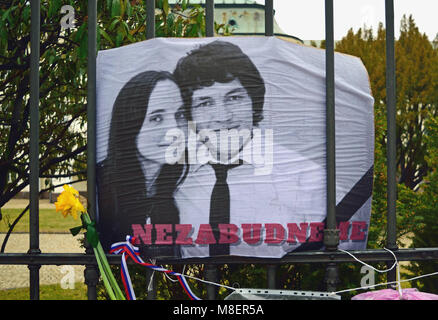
[
  {"xmin": 83, "ymin": 212, "xmax": 126, "ymax": 300},
  {"xmin": 97, "ymin": 242, "xmax": 126, "ymax": 300},
  {"xmin": 93, "ymin": 246, "xmax": 117, "ymax": 300}
]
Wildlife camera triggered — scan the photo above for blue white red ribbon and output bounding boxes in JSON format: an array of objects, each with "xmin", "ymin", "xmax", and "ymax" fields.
[{"xmin": 110, "ymin": 236, "xmax": 201, "ymax": 300}]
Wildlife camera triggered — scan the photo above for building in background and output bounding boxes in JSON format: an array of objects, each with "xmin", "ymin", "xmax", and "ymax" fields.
[{"xmin": 171, "ymin": 0, "xmax": 302, "ymax": 43}]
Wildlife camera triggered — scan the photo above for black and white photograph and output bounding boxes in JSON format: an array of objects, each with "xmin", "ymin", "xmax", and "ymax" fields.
[
  {"xmin": 5, "ymin": 0, "xmax": 438, "ymax": 303},
  {"xmin": 96, "ymin": 37, "xmax": 374, "ymax": 259}
]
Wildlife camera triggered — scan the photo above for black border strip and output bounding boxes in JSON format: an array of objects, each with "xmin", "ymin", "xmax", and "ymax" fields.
[{"xmin": 293, "ymin": 165, "xmax": 374, "ymax": 252}]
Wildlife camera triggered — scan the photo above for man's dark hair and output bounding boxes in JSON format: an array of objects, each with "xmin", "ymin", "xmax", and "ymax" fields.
[{"xmin": 173, "ymin": 40, "xmax": 265, "ymax": 125}]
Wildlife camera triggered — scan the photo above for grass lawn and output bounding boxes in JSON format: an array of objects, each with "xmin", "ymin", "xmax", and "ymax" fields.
[
  {"xmin": 0, "ymin": 208, "xmax": 79, "ymax": 233},
  {"xmin": 0, "ymin": 283, "xmax": 88, "ymax": 300},
  {"xmin": 0, "ymin": 207, "xmax": 95, "ymax": 300}
]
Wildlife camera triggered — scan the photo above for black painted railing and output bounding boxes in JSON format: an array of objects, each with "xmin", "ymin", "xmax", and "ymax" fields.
[{"xmin": 1, "ymin": 0, "xmax": 438, "ymax": 300}]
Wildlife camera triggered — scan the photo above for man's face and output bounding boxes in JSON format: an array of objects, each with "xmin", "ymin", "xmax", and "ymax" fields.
[{"xmin": 191, "ymin": 78, "xmax": 253, "ymax": 162}]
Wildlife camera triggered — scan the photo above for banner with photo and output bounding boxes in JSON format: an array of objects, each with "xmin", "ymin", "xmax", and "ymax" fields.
[{"xmin": 96, "ymin": 37, "xmax": 374, "ymax": 259}]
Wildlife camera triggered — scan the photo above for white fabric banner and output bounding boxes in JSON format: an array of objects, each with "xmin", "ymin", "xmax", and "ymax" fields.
[{"xmin": 96, "ymin": 37, "xmax": 374, "ymax": 259}]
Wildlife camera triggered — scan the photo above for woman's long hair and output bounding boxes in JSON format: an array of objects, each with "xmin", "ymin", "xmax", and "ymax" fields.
[{"xmin": 97, "ymin": 71, "xmax": 188, "ymax": 250}]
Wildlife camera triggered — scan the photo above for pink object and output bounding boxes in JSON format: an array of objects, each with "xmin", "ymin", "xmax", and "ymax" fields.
[{"xmin": 352, "ymin": 288, "xmax": 438, "ymax": 300}]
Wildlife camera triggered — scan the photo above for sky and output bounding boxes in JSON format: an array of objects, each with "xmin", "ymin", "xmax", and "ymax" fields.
[{"xmin": 254, "ymin": 0, "xmax": 438, "ymax": 41}]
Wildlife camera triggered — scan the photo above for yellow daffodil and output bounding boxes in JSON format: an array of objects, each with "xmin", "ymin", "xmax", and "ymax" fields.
[
  {"xmin": 63, "ymin": 184, "xmax": 79, "ymax": 196},
  {"xmin": 55, "ymin": 184, "xmax": 85, "ymax": 220},
  {"xmin": 54, "ymin": 185, "xmax": 125, "ymax": 300}
]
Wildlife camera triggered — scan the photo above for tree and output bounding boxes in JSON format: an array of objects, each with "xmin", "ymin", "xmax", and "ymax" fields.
[
  {"xmin": 1, "ymin": 0, "xmax": 236, "ymax": 299},
  {"xmin": 303, "ymin": 16, "xmax": 438, "ymax": 297},
  {"xmin": 3, "ymin": 1, "xmax": 437, "ymax": 298},
  {"xmin": 99, "ymin": 14, "xmax": 438, "ymax": 299},
  {"xmin": 337, "ymin": 16, "xmax": 438, "ymax": 192},
  {"xmin": 406, "ymin": 116, "xmax": 438, "ymax": 293},
  {"xmin": 335, "ymin": 15, "xmax": 438, "ymax": 246},
  {"xmin": 1, "ymin": 0, "xmax": 232, "ymax": 240},
  {"xmin": 0, "ymin": 0, "xmax": 232, "ymax": 210}
]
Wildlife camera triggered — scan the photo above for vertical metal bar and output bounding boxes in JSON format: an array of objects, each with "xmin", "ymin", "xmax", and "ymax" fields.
[
  {"xmin": 385, "ymin": 0, "xmax": 398, "ymax": 284},
  {"xmin": 203, "ymin": 0, "xmax": 222, "ymax": 297},
  {"xmin": 146, "ymin": 269, "xmax": 157, "ymax": 300},
  {"xmin": 145, "ymin": 0, "xmax": 155, "ymax": 298},
  {"xmin": 267, "ymin": 265, "xmax": 277, "ymax": 289},
  {"xmin": 28, "ymin": 0, "xmax": 41, "ymax": 301},
  {"xmin": 264, "ymin": 0, "xmax": 274, "ymax": 36},
  {"xmin": 87, "ymin": 0, "xmax": 97, "ymax": 234},
  {"xmin": 324, "ymin": 0, "xmax": 336, "ymax": 234},
  {"xmin": 205, "ymin": 0, "xmax": 214, "ymax": 37},
  {"xmin": 85, "ymin": 0, "xmax": 99, "ymax": 300},
  {"xmin": 324, "ymin": 261, "xmax": 340, "ymax": 292},
  {"xmin": 205, "ymin": 264, "xmax": 217, "ymax": 300},
  {"xmin": 146, "ymin": 0, "xmax": 155, "ymax": 39},
  {"xmin": 323, "ymin": 0, "xmax": 339, "ymax": 292}
]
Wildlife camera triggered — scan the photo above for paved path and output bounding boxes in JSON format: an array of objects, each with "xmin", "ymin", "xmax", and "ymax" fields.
[
  {"xmin": 0, "ymin": 233, "xmax": 85, "ymax": 290},
  {"xmin": 1, "ymin": 199, "xmax": 85, "ymax": 290}
]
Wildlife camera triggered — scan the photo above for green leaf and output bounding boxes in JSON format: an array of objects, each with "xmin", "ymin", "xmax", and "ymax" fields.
[
  {"xmin": 120, "ymin": 21, "xmax": 134, "ymax": 42},
  {"xmin": 48, "ymin": 1, "xmax": 55, "ymax": 18},
  {"xmin": 126, "ymin": 0, "xmax": 132, "ymax": 16},
  {"xmin": 115, "ymin": 33, "xmax": 123, "ymax": 47},
  {"xmin": 163, "ymin": 0, "xmax": 170, "ymax": 15},
  {"xmin": 23, "ymin": 5, "xmax": 30, "ymax": 21},
  {"xmin": 196, "ymin": 10, "xmax": 203, "ymax": 24},
  {"xmin": 48, "ymin": 54, "xmax": 56, "ymax": 65},
  {"xmin": 109, "ymin": 18, "xmax": 119, "ymax": 31},
  {"xmin": 74, "ymin": 22, "xmax": 87, "ymax": 42},
  {"xmin": 121, "ymin": 21, "xmax": 130, "ymax": 35},
  {"xmin": 121, "ymin": 0, "xmax": 126, "ymax": 17},
  {"xmin": 99, "ymin": 27, "xmax": 115, "ymax": 46},
  {"xmin": 2, "ymin": 5, "xmax": 17, "ymax": 23},
  {"xmin": 176, "ymin": 20, "xmax": 183, "ymax": 36},
  {"xmin": 190, "ymin": 24, "xmax": 198, "ymax": 37},
  {"xmin": 97, "ymin": 25, "xmax": 101, "ymax": 50},
  {"xmin": 78, "ymin": 33, "xmax": 88, "ymax": 60},
  {"xmin": 167, "ymin": 13, "xmax": 175, "ymax": 28},
  {"xmin": 70, "ymin": 225, "xmax": 83, "ymax": 237},
  {"xmin": 85, "ymin": 222, "xmax": 99, "ymax": 248},
  {"xmin": 106, "ymin": 0, "xmax": 113, "ymax": 11},
  {"xmin": 111, "ymin": 0, "xmax": 121, "ymax": 17},
  {"xmin": 48, "ymin": 0, "xmax": 62, "ymax": 18}
]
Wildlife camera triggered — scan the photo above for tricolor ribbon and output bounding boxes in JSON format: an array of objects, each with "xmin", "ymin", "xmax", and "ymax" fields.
[{"xmin": 110, "ymin": 236, "xmax": 201, "ymax": 300}]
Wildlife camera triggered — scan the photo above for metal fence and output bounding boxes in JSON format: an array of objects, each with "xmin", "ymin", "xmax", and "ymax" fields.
[{"xmin": 1, "ymin": 0, "xmax": 438, "ymax": 300}]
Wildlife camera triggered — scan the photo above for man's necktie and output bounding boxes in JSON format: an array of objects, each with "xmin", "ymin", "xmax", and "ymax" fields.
[{"xmin": 209, "ymin": 164, "xmax": 237, "ymax": 256}]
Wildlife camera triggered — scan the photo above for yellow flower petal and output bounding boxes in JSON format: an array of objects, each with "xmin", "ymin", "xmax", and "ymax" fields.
[
  {"xmin": 63, "ymin": 184, "xmax": 79, "ymax": 196},
  {"xmin": 55, "ymin": 185, "xmax": 85, "ymax": 220}
]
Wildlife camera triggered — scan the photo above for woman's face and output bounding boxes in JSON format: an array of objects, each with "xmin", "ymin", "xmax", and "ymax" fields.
[{"xmin": 136, "ymin": 79, "xmax": 186, "ymax": 164}]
